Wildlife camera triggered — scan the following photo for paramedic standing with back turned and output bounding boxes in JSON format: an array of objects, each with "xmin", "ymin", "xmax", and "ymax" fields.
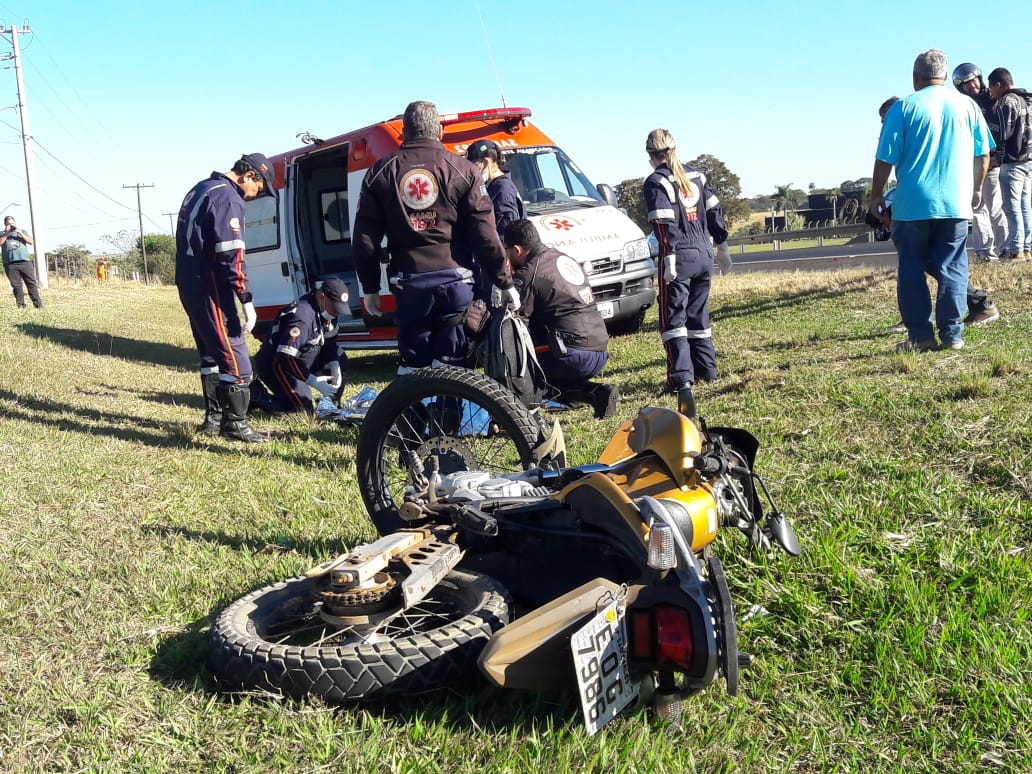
[
  {"xmin": 642, "ymin": 128, "xmax": 730, "ymax": 396},
  {"xmin": 352, "ymin": 100, "xmax": 517, "ymax": 372}
]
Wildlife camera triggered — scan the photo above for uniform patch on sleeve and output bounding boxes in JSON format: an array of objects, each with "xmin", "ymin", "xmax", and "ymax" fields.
[
  {"xmin": 556, "ymin": 254, "xmax": 586, "ymax": 285},
  {"xmin": 229, "ymin": 217, "xmax": 241, "ymax": 231},
  {"xmin": 288, "ymin": 326, "xmax": 302, "ymax": 339}
]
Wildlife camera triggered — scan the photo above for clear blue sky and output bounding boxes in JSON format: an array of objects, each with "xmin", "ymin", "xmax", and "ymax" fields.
[{"xmin": 0, "ymin": 0, "xmax": 1027, "ymax": 254}]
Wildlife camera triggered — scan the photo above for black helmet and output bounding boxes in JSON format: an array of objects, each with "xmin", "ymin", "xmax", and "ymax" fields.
[{"xmin": 952, "ymin": 62, "xmax": 982, "ymax": 88}]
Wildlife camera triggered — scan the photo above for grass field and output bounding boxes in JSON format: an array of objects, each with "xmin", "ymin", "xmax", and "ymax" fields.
[{"xmin": 1, "ymin": 264, "xmax": 1029, "ymax": 773}]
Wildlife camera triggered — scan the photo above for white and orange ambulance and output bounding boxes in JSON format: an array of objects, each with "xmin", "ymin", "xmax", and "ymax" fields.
[{"xmin": 244, "ymin": 107, "xmax": 655, "ymax": 347}]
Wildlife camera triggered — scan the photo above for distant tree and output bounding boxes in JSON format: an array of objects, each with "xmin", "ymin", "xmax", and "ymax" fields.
[
  {"xmin": 142, "ymin": 234, "xmax": 176, "ymax": 284},
  {"xmin": 102, "ymin": 229, "xmax": 140, "ymax": 271},
  {"xmin": 49, "ymin": 244, "xmax": 92, "ymax": 279},
  {"xmin": 101, "ymin": 230, "xmax": 176, "ymax": 283},
  {"xmin": 615, "ymin": 177, "xmax": 648, "ymax": 234},
  {"xmin": 686, "ymin": 154, "xmax": 750, "ymax": 230},
  {"xmin": 771, "ymin": 183, "xmax": 798, "ymax": 229},
  {"xmin": 827, "ymin": 187, "xmax": 841, "ymax": 223}
]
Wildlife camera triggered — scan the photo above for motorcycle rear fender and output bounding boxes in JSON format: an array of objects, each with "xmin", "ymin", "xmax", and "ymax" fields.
[{"xmin": 477, "ymin": 577, "xmax": 624, "ymax": 690}]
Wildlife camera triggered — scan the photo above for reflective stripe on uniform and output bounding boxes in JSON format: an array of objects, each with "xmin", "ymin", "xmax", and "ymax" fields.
[
  {"xmin": 200, "ymin": 365, "xmax": 220, "ymax": 375},
  {"xmin": 183, "ymin": 182, "xmax": 229, "ymax": 257},
  {"xmin": 276, "ymin": 345, "xmax": 300, "ymax": 357},
  {"xmin": 661, "ymin": 326, "xmax": 712, "ymax": 342},
  {"xmin": 216, "ymin": 239, "xmax": 246, "ymax": 253},
  {"xmin": 648, "ymin": 208, "xmax": 676, "ymax": 221},
  {"xmin": 658, "ymin": 176, "xmax": 677, "ymax": 203},
  {"xmin": 705, "ymin": 193, "xmax": 720, "ymax": 210}
]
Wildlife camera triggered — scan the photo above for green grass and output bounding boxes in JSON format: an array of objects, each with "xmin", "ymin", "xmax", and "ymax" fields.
[{"xmin": 0, "ymin": 266, "xmax": 1029, "ymax": 773}]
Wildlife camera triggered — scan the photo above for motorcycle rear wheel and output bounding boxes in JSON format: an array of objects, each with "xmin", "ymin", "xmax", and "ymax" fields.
[
  {"xmin": 357, "ymin": 365, "xmax": 544, "ymax": 533},
  {"xmin": 209, "ymin": 569, "xmax": 511, "ymax": 703}
]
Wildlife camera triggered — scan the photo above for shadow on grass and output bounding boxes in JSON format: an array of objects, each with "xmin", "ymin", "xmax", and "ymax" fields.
[
  {"xmin": 15, "ymin": 322, "xmax": 198, "ymax": 370},
  {"xmin": 0, "ymin": 387, "xmax": 360, "ymax": 461}
]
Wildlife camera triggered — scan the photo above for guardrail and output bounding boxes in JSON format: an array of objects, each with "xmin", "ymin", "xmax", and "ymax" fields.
[{"xmin": 727, "ymin": 223, "xmax": 874, "ymax": 252}]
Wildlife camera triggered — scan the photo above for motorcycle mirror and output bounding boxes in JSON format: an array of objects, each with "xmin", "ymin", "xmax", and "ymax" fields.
[
  {"xmin": 766, "ymin": 512, "xmax": 802, "ymax": 556},
  {"xmin": 676, "ymin": 385, "xmax": 697, "ymax": 419}
]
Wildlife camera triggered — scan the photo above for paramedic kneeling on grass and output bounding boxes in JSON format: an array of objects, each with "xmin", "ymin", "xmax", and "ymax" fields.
[{"xmin": 502, "ymin": 219, "xmax": 618, "ymax": 419}]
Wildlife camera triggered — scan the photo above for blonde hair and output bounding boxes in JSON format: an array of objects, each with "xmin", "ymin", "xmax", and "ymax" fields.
[{"xmin": 646, "ymin": 128, "xmax": 692, "ymax": 199}]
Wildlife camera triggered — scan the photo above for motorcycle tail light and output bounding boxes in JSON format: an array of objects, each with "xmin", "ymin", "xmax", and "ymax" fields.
[
  {"xmin": 629, "ymin": 605, "xmax": 696, "ymax": 671},
  {"xmin": 646, "ymin": 522, "xmax": 676, "ymax": 570}
]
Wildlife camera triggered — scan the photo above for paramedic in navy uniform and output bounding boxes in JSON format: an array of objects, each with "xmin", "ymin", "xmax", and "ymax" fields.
[
  {"xmin": 465, "ymin": 138, "xmax": 525, "ymax": 238},
  {"xmin": 175, "ymin": 153, "xmax": 276, "ymax": 443},
  {"xmin": 502, "ymin": 219, "xmax": 618, "ymax": 419},
  {"xmin": 250, "ymin": 278, "xmax": 350, "ymax": 414},
  {"xmin": 352, "ymin": 100, "xmax": 517, "ymax": 372},
  {"xmin": 642, "ymin": 128, "xmax": 730, "ymax": 393}
]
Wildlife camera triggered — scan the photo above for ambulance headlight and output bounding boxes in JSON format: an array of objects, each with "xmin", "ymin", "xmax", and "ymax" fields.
[{"xmin": 623, "ymin": 238, "xmax": 651, "ymax": 264}]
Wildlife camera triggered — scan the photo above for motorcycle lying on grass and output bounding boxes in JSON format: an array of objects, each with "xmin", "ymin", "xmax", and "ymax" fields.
[{"xmin": 209, "ymin": 366, "xmax": 799, "ymax": 732}]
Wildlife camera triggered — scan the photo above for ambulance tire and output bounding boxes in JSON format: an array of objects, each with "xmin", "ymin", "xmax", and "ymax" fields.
[
  {"xmin": 356, "ymin": 365, "xmax": 542, "ymax": 534},
  {"xmin": 208, "ymin": 569, "xmax": 511, "ymax": 703},
  {"xmin": 607, "ymin": 307, "xmax": 647, "ymax": 336}
]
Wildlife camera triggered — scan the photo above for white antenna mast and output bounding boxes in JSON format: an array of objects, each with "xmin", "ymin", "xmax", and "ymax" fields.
[{"xmin": 476, "ymin": 2, "xmax": 507, "ymax": 107}]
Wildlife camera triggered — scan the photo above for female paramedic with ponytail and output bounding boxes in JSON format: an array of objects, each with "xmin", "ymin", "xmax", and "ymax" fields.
[{"xmin": 642, "ymin": 128, "xmax": 730, "ymax": 395}]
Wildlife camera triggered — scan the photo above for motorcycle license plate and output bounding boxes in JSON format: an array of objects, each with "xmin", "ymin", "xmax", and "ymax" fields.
[
  {"xmin": 596, "ymin": 301, "xmax": 615, "ymax": 319},
  {"xmin": 570, "ymin": 598, "xmax": 639, "ymax": 734}
]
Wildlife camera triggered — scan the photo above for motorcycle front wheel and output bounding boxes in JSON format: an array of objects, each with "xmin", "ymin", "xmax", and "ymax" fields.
[
  {"xmin": 357, "ymin": 366, "xmax": 544, "ymax": 533},
  {"xmin": 209, "ymin": 569, "xmax": 511, "ymax": 703}
]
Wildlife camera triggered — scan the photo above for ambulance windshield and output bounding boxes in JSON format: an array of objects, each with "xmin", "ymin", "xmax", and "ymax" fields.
[{"xmin": 503, "ymin": 146, "xmax": 604, "ymax": 209}]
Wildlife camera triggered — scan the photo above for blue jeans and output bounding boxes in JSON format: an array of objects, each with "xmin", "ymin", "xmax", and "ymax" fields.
[
  {"xmin": 891, "ymin": 219, "xmax": 968, "ymax": 345},
  {"xmin": 999, "ymin": 160, "xmax": 1032, "ymax": 253}
]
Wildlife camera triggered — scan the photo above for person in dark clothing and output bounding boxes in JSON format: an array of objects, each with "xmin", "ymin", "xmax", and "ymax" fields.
[
  {"xmin": 175, "ymin": 153, "xmax": 276, "ymax": 442},
  {"xmin": 986, "ymin": 67, "xmax": 1032, "ymax": 261},
  {"xmin": 1, "ymin": 217, "xmax": 42, "ymax": 309},
  {"xmin": 502, "ymin": 219, "xmax": 618, "ymax": 419},
  {"xmin": 352, "ymin": 100, "xmax": 516, "ymax": 371},
  {"xmin": 642, "ymin": 128, "xmax": 729, "ymax": 394},
  {"xmin": 466, "ymin": 139, "xmax": 525, "ymax": 238},
  {"xmin": 250, "ymin": 278, "xmax": 350, "ymax": 415}
]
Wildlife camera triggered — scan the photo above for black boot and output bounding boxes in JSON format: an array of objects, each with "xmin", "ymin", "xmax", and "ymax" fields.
[
  {"xmin": 197, "ymin": 372, "xmax": 222, "ymax": 435},
  {"xmin": 216, "ymin": 382, "xmax": 267, "ymax": 443},
  {"xmin": 587, "ymin": 382, "xmax": 619, "ymax": 419}
]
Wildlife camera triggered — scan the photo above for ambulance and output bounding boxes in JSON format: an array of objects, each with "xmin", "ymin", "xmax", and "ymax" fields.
[{"xmin": 243, "ymin": 107, "xmax": 655, "ymax": 347}]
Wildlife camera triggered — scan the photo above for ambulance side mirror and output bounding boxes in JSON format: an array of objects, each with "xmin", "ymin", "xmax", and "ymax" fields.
[{"xmin": 596, "ymin": 183, "xmax": 618, "ymax": 208}]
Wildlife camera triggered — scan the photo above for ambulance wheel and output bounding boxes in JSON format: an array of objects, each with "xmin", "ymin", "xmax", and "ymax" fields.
[
  {"xmin": 607, "ymin": 307, "xmax": 647, "ymax": 336},
  {"xmin": 357, "ymin": 365, "xmax": 543, "ymax": 534},
  {"xmin": 209, "ymin": 569, "xmax": 511, "ymax": 703}
]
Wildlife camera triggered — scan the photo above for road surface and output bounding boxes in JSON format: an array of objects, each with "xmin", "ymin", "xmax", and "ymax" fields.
[{"xmin": 730, "ymin": 241, "xmax": 897, "ymax": 273}]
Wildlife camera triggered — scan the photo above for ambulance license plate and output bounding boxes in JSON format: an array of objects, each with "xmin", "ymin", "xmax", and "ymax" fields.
[
  {"xmin": 570, "ymin": 599, "xmax": 639, "ymax": 735},
  {"xmin": 596, "ymin": 301, "xmax": 614, "ymax": 319}
]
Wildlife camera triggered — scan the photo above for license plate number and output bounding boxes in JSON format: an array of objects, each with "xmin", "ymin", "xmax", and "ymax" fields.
[
  {"xmin": 570, "ymin": 599, "xmax": 639, "ymax": 734},
  {"xmin": 596, "ymin": 301, "xmax": 614, "ymax": 319}
]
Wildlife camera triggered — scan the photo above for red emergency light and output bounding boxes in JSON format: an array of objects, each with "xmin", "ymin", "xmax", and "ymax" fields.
[{"xmin": 439, "ymin": 107, "xmax": 532, "ymax": 126}]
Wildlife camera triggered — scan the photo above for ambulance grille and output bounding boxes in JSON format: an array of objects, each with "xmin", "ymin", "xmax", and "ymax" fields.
[{"xmin": 587, "ymin": 256, "xmax": 622, "ymax": 276}]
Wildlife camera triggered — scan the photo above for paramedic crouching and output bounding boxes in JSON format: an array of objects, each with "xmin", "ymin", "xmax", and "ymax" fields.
[
  {"xmin": 250, "ymin": 278, "xmax": 350, "ymax": 415},
  {"xmin": 502, "ymin": 219, "xmax": 618, "ymax": 419}
]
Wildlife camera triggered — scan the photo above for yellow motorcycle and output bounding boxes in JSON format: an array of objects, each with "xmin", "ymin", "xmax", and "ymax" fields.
[{"xmin": 209, "ymin": 366, "xmax": 799, "ymax": 732}]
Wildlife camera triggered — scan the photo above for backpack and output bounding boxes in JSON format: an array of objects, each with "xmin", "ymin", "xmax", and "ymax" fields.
[{"xmin": 478, "ymin": 307, "xmax": 553, "ymax": 406}]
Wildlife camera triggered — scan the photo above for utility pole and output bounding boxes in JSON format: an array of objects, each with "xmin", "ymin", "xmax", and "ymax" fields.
[
  {"xmin": 162, "ymin": 211, "xmax": 177, "ymax": 235},
  {"xmin": 1, "ymin": 22, "xmax": 47, "ymax": 288},
  {"xmin": 123, "ymin": 183, "xmax": 154, "ymax": 284}
]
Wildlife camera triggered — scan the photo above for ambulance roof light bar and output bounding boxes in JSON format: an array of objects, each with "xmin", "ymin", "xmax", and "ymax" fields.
[{"xmin": 439, "ymin": 107, "xmax": 532, "ymax": 126}]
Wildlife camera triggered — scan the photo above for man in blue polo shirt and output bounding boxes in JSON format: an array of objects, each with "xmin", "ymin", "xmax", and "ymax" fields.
[{"xmin": 871, "ymin": 49, "xmax": 993, "ymax": 352}]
